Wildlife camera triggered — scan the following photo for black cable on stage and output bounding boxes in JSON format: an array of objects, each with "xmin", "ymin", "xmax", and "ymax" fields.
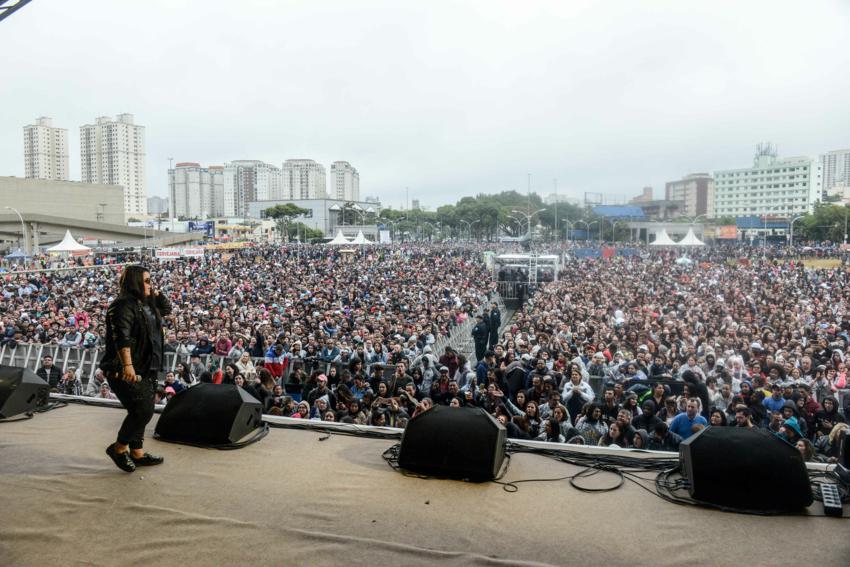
[
  {"xmin": 153, "ymin": 422, "xmax": 269, "ymax": 450},
  {"xmin": 0, "ymin": 400, "xmax": 68, "ymax": 423},
  {"xmin": 266, "ymin": 419, "xmax": 402, "ymax": 441},
  {"xmin": 383, "ymin": 440, "xmax": 848, "ymax": 518}
]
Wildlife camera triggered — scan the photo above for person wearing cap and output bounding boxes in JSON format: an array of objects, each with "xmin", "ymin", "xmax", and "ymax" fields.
[
  {"xmin": 471, "ymin": 314, "xmax": 489, "ymax": 363},
  {"xmin": 439, "ymin": 346, "xmax": 459, "ymax": 378},
  {"xmin": 488, "ymin": 302, "xmax": 501, "ymax": 349}
]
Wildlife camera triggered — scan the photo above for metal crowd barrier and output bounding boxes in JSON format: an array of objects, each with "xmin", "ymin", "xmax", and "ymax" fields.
[{"xmin": 0, "ymin": 343, "xmax": 408, "ymax": 388}]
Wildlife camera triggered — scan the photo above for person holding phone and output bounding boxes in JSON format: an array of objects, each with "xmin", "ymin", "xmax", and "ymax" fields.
[{"xmin": 101, "ymin": 265, "xmax": 172, "ymax": 473}]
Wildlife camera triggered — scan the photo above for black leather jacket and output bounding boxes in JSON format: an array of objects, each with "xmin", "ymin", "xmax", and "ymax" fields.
[{"xmin": 100, "ymin": 293, "xmax": 172, "ymax": 374}]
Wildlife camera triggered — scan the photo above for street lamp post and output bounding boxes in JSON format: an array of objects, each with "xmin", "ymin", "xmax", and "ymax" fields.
[
  {"xmin": 789, "ymin": 215, "xmax": 805, "ymax": 247},
  {"xmin": 574, "ymin": 220, "xmax": 599, "ymax": 242},
  {"xmin": 459, "ymin": 219, "xmax": 479, "ymax": 242},
  {"xmin": 512, "ymin": 208, "xmax": 547, "ymax": 245},
  {"xmin": 4, "ymin": 206, "xmax": 26, "ymax": 254},
  {"xmin": 563, "ymin": 220, "xmax": 575, "ymax": 242}
]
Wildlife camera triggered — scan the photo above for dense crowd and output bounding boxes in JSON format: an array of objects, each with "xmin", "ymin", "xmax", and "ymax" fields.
[
  {"xmin": 499, "ymin": 251, "xmax": 849, "ymax": 461},
  {"xmin": 6, "ymin": 242, "xmax": 850, "ymax": 462}
]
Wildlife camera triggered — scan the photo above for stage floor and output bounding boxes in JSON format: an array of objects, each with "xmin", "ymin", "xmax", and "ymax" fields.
[{"xmin": 1, "ymin": 404, "xmax": 847, "ymax": 566}]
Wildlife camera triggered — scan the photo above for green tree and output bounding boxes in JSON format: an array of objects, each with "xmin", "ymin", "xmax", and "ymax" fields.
[
  {"xmin": 799, "ymin": 204, "xmax": 849, "ymax": 242},
  {"xmin": 264, "ymin": 204, "xmax": 310, "ymax": 242}
]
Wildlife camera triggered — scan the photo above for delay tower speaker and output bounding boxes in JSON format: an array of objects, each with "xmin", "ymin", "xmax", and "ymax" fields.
[
  {"xmin": 155, "ymin": 384, "xmax": 263, "ymax": 446},
  {"xmin": 0, "ymin": 366, "xmax": 49, "ymax": 419},
  {"xmin": 398, "ymin": 405, "xmax": 506, "ymax": 481},
  {"xmin": 679, "ymin": 427, "xmax": 812, "ymax": 511}
]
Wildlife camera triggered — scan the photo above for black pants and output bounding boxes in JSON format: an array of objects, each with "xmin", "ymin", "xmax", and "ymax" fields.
[
  {"xmin": 474, "ymin": 341, "xmax": 488, "ymax": 363},
  {"xmin": 107, "ymin": 371, "xmax": 157, "ymax": 450}
]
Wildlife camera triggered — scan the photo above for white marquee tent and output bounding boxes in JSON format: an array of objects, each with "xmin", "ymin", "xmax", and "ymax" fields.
[
  {"xmin": 326, "ymin": 230, "xmax": 351, "ymax": 245},
  {"xmin": 649, "ymin": 229, "xmax": 678, "ymax": 246},
  {"xmin": 46, "ymin": 230, "xmax": 91, "ymax": 255},
  {"xmin": 676, "ymin": 228, "xmax": 706, "ymax": 246},
  {"xmin": 351, "ymin": 231, "xmax": 372, "ymax": 245}
]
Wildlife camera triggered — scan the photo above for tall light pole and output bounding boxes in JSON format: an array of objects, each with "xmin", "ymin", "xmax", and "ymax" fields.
[
  {"xmin": 574, "ymin": 220, "xmax": 599, "ymax": 242},
  {"xmin": 512, "ymin": 208, "xmax": 547, "ymax": 244},
  {"xmin": 789, "ymin": 215, "xmax": 805, "ymax": 247},
  {"xmin": 5, "ymin": 206, "xmax": 26, "ymax": 254},
  {"xmin": 612, "ymin": 220, "xmax": 623, "ymax": 243},
  {"xmin": 553, "ymin": 178, "xmax": 558, "ymax": 243},
  {"xmin": 459, "ymin": 219, "xmax": 479, "ymax": 241}
]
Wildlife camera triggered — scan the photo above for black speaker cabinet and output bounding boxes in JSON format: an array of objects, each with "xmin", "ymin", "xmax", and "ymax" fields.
[
  {"xmin": 398, "ymin": 405, "xmax": 506, "ymax": 481},
  {"xmin": 155, "ymin": 384, "xmax": 263, "ymax": 446},
  {"xmin": 0, "ymin": 366, "xmax": 49, "ymax": 419},
  {"xmin": 680, "ymin": 427, "xmax": 813, "ymax": 511}
]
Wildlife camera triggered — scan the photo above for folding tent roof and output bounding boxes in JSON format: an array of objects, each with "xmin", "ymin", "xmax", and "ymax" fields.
[
  {"xmin": 649, "ymin": 229, "xmax": 677, "ymax": 246},
  {"xmin": 676, "ymin": 228, "xmax": 706, "ymax": 246},
  {"xmin": 326, "ymin": 230, "xmax": 351, "ymax": 245},
  {"xmin": 351, "ymin": 231, "xmax": 372, "ymax": 244},
  {"xmin": 46, "ymin": 230, "xmax": 91, "ymax": 253}
]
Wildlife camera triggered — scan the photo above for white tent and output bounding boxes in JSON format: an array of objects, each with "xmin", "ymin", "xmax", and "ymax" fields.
[
  {"xmin": 326, "ymin": 230, "xmax": 351, "ymax": 245},
  {"xmin": 351, "ymin": 230, "xmax": 372, "ymax": 245},
  {"xmin": 649, "ymin": 229, "xmax": 678, "ymax": 246},
  {"xmin": 676, "ymin": 228, "xmax": 706, "ymax": 246},
  {"xmin": 47, "ymin": 230, "xmax": 91, "ymax": 255}
]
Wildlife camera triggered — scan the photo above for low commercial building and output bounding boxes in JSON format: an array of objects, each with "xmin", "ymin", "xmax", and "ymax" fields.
[{"xmin": 246, "ymin": 198, "xmax": 381, "ymax": 238}]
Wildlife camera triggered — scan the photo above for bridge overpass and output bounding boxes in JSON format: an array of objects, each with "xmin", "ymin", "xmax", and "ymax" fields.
[{"xmin": 0, "ymin": 213, "xmax": 197, "ymax": 254}]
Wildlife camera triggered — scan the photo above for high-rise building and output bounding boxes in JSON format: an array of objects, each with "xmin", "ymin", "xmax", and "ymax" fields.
[
  {"xmin": 665, "ymin": 173, "xmax": 715, "ymax": 218},
  {"xmin": 329, "ymin": 161, "xmax": 359, "ymax": 201},
  {"xmin": 820, "ymin": 149, "xmax": 850, "ymax": 197},
  {"xmin": 80, "ymin": 114, "xmax": 147, "ymax": 217},
  {"xmin": 23, "ymin": 117, "xmax": 69, "ymax": 181},
  {"xmin": 282, "ymin": 159, "xmax": 327, "ymax": 200},
  {"xmin": 147, "ymin": 196, "xmax": 169, "ymax": 216},
  {"xmin": 713, "ymin": 144, "xmax": 821, "ymax": 218},
  {"xmin": 209, "ymin": 166, "xmax": 225, "ymax": 217},
  {"xmin": 222, "ymin": 160, "xmax": 282, "ymax": 216},
  {"xmin": 168, "ymin": 162, "xmax": 226, "ymax": 219}
]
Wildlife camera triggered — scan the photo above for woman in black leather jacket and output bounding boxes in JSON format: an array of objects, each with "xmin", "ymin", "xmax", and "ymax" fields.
[{"xmin": 102, "ymin": 265, "xmax": 172, "ymax": 473}]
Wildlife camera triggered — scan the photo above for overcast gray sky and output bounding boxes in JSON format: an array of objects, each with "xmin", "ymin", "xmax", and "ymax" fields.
[{"xmin": 2, "ymin": 0, "xmax": 849, "ymax": 210}]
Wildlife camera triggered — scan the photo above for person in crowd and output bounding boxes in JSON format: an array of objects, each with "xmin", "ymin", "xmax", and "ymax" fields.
[
  {"xmin": 37, "ymin": 355, "xmax": 62, "ymax": 389},
  {"xmin": 57, "ymin": 367, "xmax": 83, "ymax": 396},
  {"xmin": 85, "ymin": 368, "xmax": 109, "ymax": 397},
  {"xmin": 669, "ymin": 398, "xmax": 708, "ymax": 440},
  {"xmin": 646, "ymin": 422, "xmax": 682, "ymax": 452}
]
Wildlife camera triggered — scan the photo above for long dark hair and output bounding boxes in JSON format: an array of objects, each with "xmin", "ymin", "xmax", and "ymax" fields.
[
  {"xmin": 118, "ymin": 265, "xmax": 161, "ymax": 323},
  {"xmin": 118, "ymin": 265, "xmax": 149, "ymax": 300}
]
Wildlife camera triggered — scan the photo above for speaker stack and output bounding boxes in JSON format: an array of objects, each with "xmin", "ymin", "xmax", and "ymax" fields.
[
  {"xmin": 155, "ymin": 383, "xmax": 263, "ymax": 446},
  {"xmin": 398, "ymin": 406, "xmax": 506, "ymax": 482},
  {"xmin": 679, "ymin": 427, "xmax": 813, "ymax": 511},
  {"xmin": 0, "ymin": 366, "xmax": 49, "ymax": 419}
]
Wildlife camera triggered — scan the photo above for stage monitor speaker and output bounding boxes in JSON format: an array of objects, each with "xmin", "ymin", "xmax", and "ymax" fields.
[
  {"xmin": 398, "ymin": 405, "xmax": 506, "ymax": 482},
  {"xmin": 679, "ymin": 427, "xmax": 812, "ymax": 511},
  {"xmin": 0, "ymin": 366, "xmax": 49, "ymax": 419},
  {"xmin": 155, "ymin": 384, "xmax": 263, "ymax": 446}
]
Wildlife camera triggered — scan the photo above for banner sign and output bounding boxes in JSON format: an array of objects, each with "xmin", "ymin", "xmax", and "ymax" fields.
[
  {"xmin": 716, "ymin": 225, "xmax": 737, "ymax": 239},
  {"xmin": 187, "ymin": 221, "xmax": 216, "ymax": 238},
  {"xmin": 182, "ymin": 247, "xmax": 205, "ymax": 257},
  {"xmin": 155, "ymin": 247, "xmax": 206, "ymax": 259},
  {"xmin": 154, "ymin": 248, "xmax": 182, "ymax": 260}
]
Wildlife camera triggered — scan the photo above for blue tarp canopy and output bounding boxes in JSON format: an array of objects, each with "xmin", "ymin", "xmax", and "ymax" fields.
[
  {"xmin": 591, "ymin": 205, "xmax": 646, "ymax": 219},
  {"xmin": 736, "ymin": 216, "xmax": 788, "ymax": 229},
  {"xmin": 5, "ymin": 249, "xmax": 29, "ymax": 259}
]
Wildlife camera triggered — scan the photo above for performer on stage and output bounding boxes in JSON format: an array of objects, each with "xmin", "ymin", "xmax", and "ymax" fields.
[{"xmin": 102, "ymin": 265, "xmax": 171, "ymax": 472}]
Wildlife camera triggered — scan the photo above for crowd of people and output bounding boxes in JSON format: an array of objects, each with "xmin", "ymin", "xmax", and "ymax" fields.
[{"xmin": 6, "ymin": 242, "xmax": 850, "ymax": 462}]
